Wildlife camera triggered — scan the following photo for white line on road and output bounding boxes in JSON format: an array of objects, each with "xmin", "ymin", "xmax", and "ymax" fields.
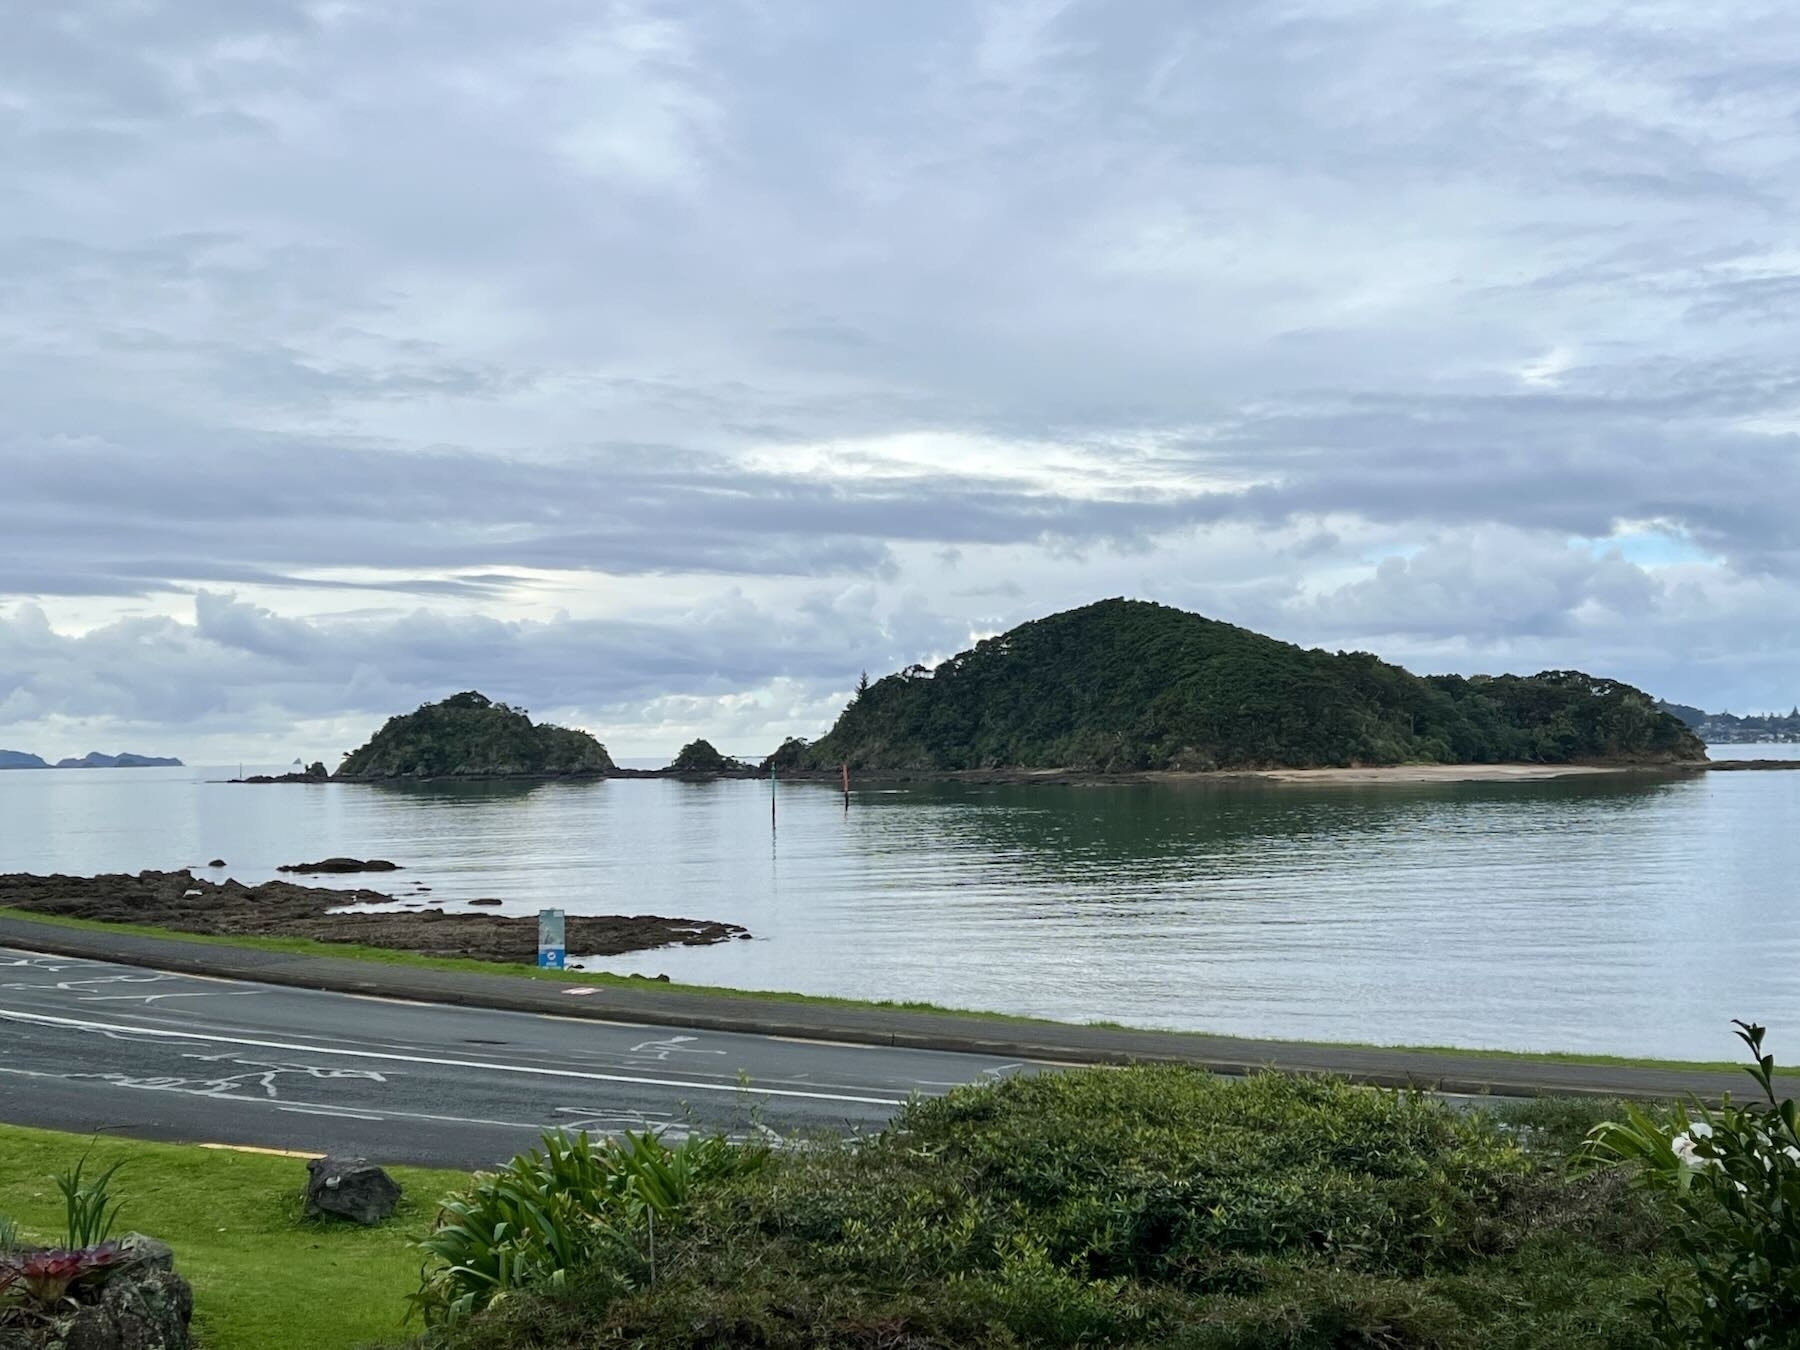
[
  {"xmin": 277, "ymin": 1105, "xmax": 386, "ymax": 1121},
  {"xmin": 0, "ymin": 1063, "xmax": 557, "ymax": 1132},
  {"xmin": 0, "ymin": 1007, "xmax": 908, "ymax": 1106}
]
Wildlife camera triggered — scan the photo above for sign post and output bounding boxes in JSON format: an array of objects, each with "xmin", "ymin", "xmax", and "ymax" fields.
[{"xmin": 537, "ymin": 908, "xmax": 566, "ymax": 970}]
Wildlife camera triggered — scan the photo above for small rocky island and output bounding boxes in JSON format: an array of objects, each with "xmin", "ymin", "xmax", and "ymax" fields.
[{"xmin": 335, "ymin": 691, "xmax": 615, "ymax": 780}]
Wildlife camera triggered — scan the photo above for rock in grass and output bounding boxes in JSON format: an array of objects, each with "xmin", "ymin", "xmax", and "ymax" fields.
[{"xmin": 305, "ymin": 1156, "xmax": 401, "ymax": 1225}]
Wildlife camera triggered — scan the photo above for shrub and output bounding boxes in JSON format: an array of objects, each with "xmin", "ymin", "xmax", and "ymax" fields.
[
  {"xmin": 1582, "ymin": 1021, "xmax": 1800, "ymax": 1348},
  {"xmin": 428, "ymin": 1067, "xmax": 1671, "ymax": 1350},
  {"xmin": 411, "ymin": 1128, "xmax": 758, "ymax": 1328}
]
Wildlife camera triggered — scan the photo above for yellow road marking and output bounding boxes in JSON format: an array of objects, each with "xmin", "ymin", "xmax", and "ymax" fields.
[{"xmin": 198, "ymin": 1143, "xmax": 323, "ymax": 1159}]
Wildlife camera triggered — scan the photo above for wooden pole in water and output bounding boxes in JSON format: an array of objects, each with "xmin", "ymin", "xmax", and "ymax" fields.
[
  {"xmin": 841, "ymin": 761, "xmax": 850, "ymax": 798},
  {"xmin": 770, "ymin": 763, "xmax": 777, "ymax": 832}
]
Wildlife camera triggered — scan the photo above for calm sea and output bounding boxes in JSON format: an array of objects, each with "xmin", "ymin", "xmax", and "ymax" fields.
[{"xmin": 3, "ymin": 748, "xmax": 1798, "ymax": 1061}]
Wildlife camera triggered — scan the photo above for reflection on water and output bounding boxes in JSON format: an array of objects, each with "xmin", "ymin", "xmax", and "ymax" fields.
[{"xmin": 2, "ymin": 764, "xmax": 1797, "ymax": 1059}]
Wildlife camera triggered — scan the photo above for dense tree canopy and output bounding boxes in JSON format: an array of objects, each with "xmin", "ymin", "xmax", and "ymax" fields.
[
  {"xmin": 790, "ymin": 600, "xmax": 1704, "ymax": 772},
  {"xmin": 669, "ymin": 739, "xmax": 745, "ymax": 773},
  {"xmin": 337, "ymin": 691, "xmax": 614, "ymax": 778}
]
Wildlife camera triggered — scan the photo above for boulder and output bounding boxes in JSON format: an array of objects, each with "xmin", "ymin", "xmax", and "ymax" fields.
[
  {"xmin": 9, "ymin": 1262, "xmax": 193, "ymax": 1350},
  {"xmin": 305, "ymin": 1156, "xmax": 401, "ymax": 1225},
  {"xmin": 118, "ymin": 1233, "xmax": 175, "ymax": 1273},
  {"xmin": 62, "ymin": 1270, "xmax": 192, "ymax": 1350},
  {"xmin": 205, "ymin": 860, "xmax": 226, "ymax": 869}
]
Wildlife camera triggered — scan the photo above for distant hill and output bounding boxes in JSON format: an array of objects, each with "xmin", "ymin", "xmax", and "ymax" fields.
[
  {"xmin": 1658, "ymin": 701, "xmax": 1800, "ymax": 745},
  {"xmin": 786, "ymin": 599, "xmax": 1705, "ymax": 772},
  {"xmin": 0, "ymin": 750, "xmax": 48, "ymax": 770},
  {"xmin": 55, "ymin": 752, "xmax": 184, "ymax": 769},
  {"xmin": 336, "ymin": 691, "xmax": 615, "ymax": 779}
]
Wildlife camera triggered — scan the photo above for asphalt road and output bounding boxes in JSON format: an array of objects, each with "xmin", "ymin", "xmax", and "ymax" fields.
[{"xmin": 0, "ymin": 947, "xmax": 1029, "ymax": 1168}]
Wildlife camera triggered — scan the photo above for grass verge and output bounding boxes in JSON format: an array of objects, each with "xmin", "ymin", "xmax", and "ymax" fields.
[
  {"xmin": 0, "ymin": 1123, "xmax": 464, "ymax": 1350},
  {"xmin": 0, "ymin": 905, "xmax": 1782, "ymax": 1078}
]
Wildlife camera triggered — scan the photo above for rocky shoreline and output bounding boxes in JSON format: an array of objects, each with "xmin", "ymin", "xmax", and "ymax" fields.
[{"xmin": 0, "ymin": 870, "xmax": 750, "ymax": 964}]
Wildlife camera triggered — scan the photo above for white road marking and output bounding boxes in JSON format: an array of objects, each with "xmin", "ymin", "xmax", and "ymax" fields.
[
  {"xmin": 279, "ymin": 1105, "xmax": 385, "ymax": 1121},
  {"xmin": 0, "ymin": 1063, "xmax": 547, "ymax": 1132},
  {"xmin": 0, "ymin": 1007, "xmax": 908, "ymax": 1106}
]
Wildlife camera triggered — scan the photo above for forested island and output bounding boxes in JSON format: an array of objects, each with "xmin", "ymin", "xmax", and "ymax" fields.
[
  {"xmin": 775, "ymin": 599, "xmax": 1705, "ymax": 773},
  {"xmin": 334, "ymin": 692, "xmax": 616, "ymax": 780},
  {"xmin": 248, "ymin": 601, "xmax": 1711, "ymax": 784}
]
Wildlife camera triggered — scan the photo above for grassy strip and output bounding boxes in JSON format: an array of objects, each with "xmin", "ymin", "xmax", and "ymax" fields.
[
  {"xmin": 0, "ymin": 905, "xmax": 1780, "ymax": 1078},
  {"xmin": 0, "ymin": 1123, "xmax": 463, "ymax": 1350}
]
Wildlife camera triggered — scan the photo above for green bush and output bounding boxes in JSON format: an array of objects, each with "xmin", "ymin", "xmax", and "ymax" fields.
[
  {"xmin": 411, "ymin": 1129, "xmax": 759, "ymax": 1328},
  {"xmin": 429, "ymin": 1068, "xmax": 1671, "ymax": 1349},
  {"xmin": 1583, "ymin": 1021, "xmax": 1800, "ymax": 1348}
]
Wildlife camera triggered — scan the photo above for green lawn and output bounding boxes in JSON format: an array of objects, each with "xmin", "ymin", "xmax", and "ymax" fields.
[{"xmin": 0, "ymin": 1124, "xmax": 465, "ymax": 1349}]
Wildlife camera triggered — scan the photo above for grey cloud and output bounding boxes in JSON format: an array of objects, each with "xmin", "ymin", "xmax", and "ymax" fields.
[
  {"xmin": 5, "ymin": 0, "xmax": 1800, "ymax": 738},
  {"xmin": 0, "ymin": 589, "xmax": 968, "ymax": 746}
]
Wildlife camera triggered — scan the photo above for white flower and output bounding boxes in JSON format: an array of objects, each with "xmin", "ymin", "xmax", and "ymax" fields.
[
  {"xmin": 1672, "ymin": 1132, "xmax": 1707, "ymax": 1168},
  {"xmin": 1671, "ymin": 1125, "xmax": 1721, "ymax": 1170}
]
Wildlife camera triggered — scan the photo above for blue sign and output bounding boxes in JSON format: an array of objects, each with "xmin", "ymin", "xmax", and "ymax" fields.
[{"xmin": 537, "ymin": 908, "xmax": 566, "ymax": 970}]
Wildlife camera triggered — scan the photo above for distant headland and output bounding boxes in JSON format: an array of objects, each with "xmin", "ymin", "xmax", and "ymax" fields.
[
  {"xmin": 1658, "ymin": 701, "xmax": 1800, "ymax": 746},
  {"xmin": 0, "ymin": 750, "xmax": 183, "ymax": 770}
]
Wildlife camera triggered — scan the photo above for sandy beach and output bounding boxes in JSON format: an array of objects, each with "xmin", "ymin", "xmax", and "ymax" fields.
[{"xmin": 1237, "ymin": 763, "xmax": 1633, "ymax": 785}]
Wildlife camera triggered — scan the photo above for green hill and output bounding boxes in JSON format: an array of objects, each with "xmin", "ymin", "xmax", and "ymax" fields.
[
  {"xmin": 336, "ymin": 692, "xmax": 615, "ymax": 779},
  {"xmin": 789, "ymin": 599, "xmax": 1704, "ymax": 772},
  {"xmin": 668, "ymin": 739, "xmax": 749, "ymax": 774}
]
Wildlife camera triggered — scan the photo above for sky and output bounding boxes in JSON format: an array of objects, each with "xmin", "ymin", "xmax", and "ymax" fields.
[{"xmin": 4, "ymin": 0, "xmax": 1800, "ymax": 763}]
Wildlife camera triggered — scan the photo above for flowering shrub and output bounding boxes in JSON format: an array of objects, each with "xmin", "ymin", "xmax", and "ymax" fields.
[{"xmin": 1583, "ymin": 1021, "xmax": 1800, "ymax": 1348}]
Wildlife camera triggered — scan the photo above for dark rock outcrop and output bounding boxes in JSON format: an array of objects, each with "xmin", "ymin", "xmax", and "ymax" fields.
[
  {"xmin": 277, "ymin": 858, "xmax": 401, "ymax": 874},
  {"xmin": 305, "ymin": 1156, "xmax": 401, "ymax": 1225},
  {"xmin": 0, "ymin": 870, "xmax": 750, "ymax": 963}
]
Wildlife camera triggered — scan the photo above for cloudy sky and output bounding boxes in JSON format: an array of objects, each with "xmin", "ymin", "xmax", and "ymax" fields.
[{"xmin": 4, "ymin": 0, "xmax": 1799, "ymax": 762}]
